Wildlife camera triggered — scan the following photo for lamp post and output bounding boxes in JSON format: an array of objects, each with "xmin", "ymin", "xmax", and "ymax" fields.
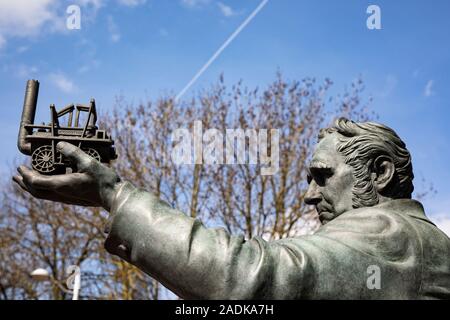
[
  {"xmin": 30, "ymin": 268, "xmax": 80, "ymax": 300},
  {"xmin": 30, "ymin": 268, "xmax": 49, "ymax": 282}
]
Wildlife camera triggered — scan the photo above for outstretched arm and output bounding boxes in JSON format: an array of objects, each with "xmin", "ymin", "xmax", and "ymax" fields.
[
  {"xmin": 104, "ymin": 181, "xmax": 317, "ymax": 299},
  {"xmin": 13, "ymin": 142, "xmax": 318, "ymax": 299}
]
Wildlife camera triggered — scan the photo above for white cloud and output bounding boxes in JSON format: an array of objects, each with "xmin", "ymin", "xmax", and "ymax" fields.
[
  {"xmin": 380, "ymin": 74, "xmax": 398, "ymax": 97},
  {"xmin": 2, "ymin": 64, "xmax": 38, "ymax": 78},
  {"xmin": 217, "ymin": 2, "xmax": 237, "ymax": 17},
  {"xmin": 17, "ymin": 65, "xmax": 39, "ymax": 78},
  {"xmin": 107, "ymin": 16, "xmax": 121, "ymax": 43},
  {"xmin": 0, "ymin": 0, "xmax": 60, "ymax": 41},
  {"xmin": 17, "ymin": 46, "xmax": 29, "ymax": 53},
  {"xmin": 71, "ymin": 0, "xmax": 106, "ymax": 26},
  {"xmin": 49, "ymin": 72, "xmax": 77, "ymax": 93},
  {"xmin": 424, "ymin": 80, "xmax": 435, "ymax": 97},
  {"xmin": 77, "ymin": 59, "xmax": 100, "ymax": 74},
  {"xmin": 76, "ymin": 0, "xmax": 104, "ymax": 10},
  {"xmin": 0, "ymin": 0, "xmax": 146, "ymax": 46},
  {"xmin": 0, "ymin": 34, "xmax": 5, "ymax": 49},
  {"xmin": 111, "ymin": 33, "xmax": 121, "ymax": 42},
  {"xmin": 76, "ymin": 0, "xmax": 146, "ymax": 9},
  {"xmin": 117, "ymin": 0, "xmax": 147, "ymax": 6},
  {"xmin": 78, "ymin": 65, "xmax": 90, "ymax": 74},
  {"xmin": 159, "ymin": 28, "xmax": 169, "ymax": 37},
  {"xmin": 181, "ymin": 0, "xmax": 210, "ymax": 8}
]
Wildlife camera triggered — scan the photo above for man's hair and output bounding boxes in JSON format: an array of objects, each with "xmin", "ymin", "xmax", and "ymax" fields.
[{"xmin": 319, "ymin": 117, "xmax": 414, "ymax": 208}]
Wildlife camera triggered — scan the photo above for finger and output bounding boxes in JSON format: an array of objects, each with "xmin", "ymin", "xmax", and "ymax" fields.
[
  {"xmin": 13, "ymin": 175, "xmax": 29, "ymax": 192},
  {"xmin": 56, "ymin": 142, "xmax": 93, "ymax": 172},
  {"xmin": 18, "ymin": 166, "xmax": 99, "ymax": 206},
  {"xmin": 14, "ymin": 174, "xmax": 98, "ymax": 206},
  {"xmin": 14, "ymin": 174, "xmax": 57, "ymax": 200},
  {"xmin": 18, "ymin": 166, "xmax": 59, "ymax": 190},
  {"xmin": 18, "ymin": 165, "xmax": 93, "ymax": 191}
]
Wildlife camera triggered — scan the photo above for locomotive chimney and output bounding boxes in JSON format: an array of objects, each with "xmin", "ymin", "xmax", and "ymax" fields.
[{"xmin": 18, "ymin": 79, "xmax": 39, "ymax": 155}]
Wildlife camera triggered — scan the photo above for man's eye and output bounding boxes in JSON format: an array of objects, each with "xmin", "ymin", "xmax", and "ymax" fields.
[
  {"xmin": 314, "ymin": 173, "xmax": 325, "ymax": 185},
  {"xmin": 310, "ymin": 168, "xmax": 333, "ymax": 186}
]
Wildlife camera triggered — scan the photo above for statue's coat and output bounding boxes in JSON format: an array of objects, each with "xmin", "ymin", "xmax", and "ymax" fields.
[{"xmin": 104, "ymin": 182, "xmax": 450, "ymax": 299}]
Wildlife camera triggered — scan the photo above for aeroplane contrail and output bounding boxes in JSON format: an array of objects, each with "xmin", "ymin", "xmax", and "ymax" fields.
[{"xmin": 175, "ymin": 0, "xmax": 270, "ymax": 102}]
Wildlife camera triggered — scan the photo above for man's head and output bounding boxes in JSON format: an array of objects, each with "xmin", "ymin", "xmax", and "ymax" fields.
[{"xmin": 304, "ymin": 118, "xmax": 414, "ymax": 224}]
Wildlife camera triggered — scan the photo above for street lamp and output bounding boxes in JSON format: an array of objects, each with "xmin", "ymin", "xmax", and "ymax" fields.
[
  {"xmin": 30, "ymin": 268, "xmax": 49, "ymax": 282},
  {"xmin": 30, "ymin": 268, "xmax": 80, "ymax": 300}
]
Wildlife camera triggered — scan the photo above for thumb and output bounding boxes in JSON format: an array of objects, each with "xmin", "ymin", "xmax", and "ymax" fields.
[{"xmin": 56, "ymin": 142, "xmax": 93, "ymax": 172}]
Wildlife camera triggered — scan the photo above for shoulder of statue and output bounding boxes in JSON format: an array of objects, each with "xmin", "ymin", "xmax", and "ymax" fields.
[
  {"xmin": 311, "ymin": 200, "xmax": 425, "ymax": 261},
  {"xmin": 316, "ymin": 199, "xmax": 427, "ymax": 237}
]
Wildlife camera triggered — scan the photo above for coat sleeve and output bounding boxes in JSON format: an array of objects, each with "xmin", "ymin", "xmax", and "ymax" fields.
[
  {"xmin": 103, "ymin": 181, "xmax": 325, "ymax": 299},
  {"xmin": 103, "ymin": 182, "xmax": 420, "ymax": 299}
]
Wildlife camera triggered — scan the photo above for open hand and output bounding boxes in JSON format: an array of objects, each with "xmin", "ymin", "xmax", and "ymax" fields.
[{"xmin": 12, "ymin": 141, "xmax": 121, "ymax": 211}]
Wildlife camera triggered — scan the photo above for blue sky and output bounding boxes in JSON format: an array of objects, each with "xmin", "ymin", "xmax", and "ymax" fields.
[{"xmin": 0, "ymin": 0, "xmax": 449, "ymax": 234}]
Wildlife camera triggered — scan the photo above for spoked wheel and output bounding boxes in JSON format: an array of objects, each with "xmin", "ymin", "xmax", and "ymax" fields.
[
  {"xmin": 82, "ymin": 147, "xmax": 101, "ymax": 162},
  {"xmin": 32, "ymin": 145, "xmax": 62, "ymax": 175}
]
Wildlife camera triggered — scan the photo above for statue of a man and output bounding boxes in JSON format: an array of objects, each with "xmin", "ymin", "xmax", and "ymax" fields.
[{"xmin": 13, "ymin": 118, "xmax": 450, "ymax": 299}]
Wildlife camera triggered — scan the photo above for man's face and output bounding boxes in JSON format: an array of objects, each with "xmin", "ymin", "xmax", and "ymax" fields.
[{"xmin": 304, "ymin": 133, "xmax": 355, "ymax": 224}]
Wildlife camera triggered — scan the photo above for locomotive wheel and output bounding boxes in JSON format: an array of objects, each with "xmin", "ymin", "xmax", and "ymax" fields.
[
  {"xmin": 32, "ymin": 145, "xmax": 62, "ymax": 175},
  {"xmin": 82, "ymin": 147, "xmax": 101, "ymax": 162}
]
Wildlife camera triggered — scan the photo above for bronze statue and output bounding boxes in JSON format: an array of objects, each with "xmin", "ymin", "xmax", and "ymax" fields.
[
  {"xmin": 13, "ymin": 80, "xmax": 450, "ymax": 299},
  {"xmin": 17, "ymin": 80, "xmax": 117, "ymax": 175}
]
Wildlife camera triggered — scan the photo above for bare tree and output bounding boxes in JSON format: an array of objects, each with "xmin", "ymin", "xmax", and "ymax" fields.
[{"xmin": 1, "ymin": 164, "xmax": 159, "ymax": 300}]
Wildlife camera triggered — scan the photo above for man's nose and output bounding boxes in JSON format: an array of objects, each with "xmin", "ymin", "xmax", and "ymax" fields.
[{"xmin": 304, "ymin": 181, "xmax": 322, "ymax": 205}]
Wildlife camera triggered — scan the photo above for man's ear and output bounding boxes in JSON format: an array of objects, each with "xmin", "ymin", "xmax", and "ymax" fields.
[{"xmin": 371, "ymin": 155, "xmax": 395, "ymax": 192}]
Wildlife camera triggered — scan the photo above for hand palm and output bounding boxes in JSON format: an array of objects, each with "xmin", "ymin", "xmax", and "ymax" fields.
[{"xmin": 13, "ymin": 142, "xmax": 121, "ymax": 210}]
